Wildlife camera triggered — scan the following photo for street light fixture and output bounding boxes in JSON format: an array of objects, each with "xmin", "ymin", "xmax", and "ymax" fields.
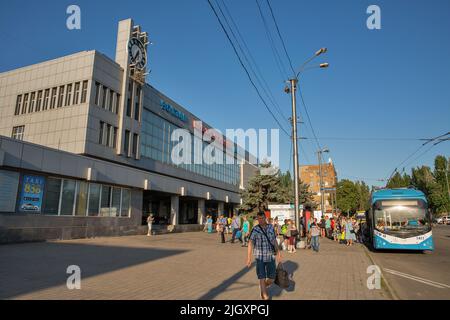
[{"xmin": 285, "ymin": 48, "xmax": 329, "ymax": 235}]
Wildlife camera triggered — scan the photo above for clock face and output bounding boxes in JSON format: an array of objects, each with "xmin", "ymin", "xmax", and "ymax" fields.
[{"xmin": 127, "ymin": 38, "xmax": 147, "ymax": 70}]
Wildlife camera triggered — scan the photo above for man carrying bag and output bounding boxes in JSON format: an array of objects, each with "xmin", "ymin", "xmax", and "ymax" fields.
[{"xmin": 246, "ymin": 211, "xmax": 282, "ymax": 300}]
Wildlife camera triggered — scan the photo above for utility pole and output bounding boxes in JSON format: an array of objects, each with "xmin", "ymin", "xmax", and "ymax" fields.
[
  {"xmin": 288, "ymin": 78, "xmax": 301, "ymax": 231},
  {"xmin": 318, "ymin": 151, "xmax": 324, "ymax": 216}
]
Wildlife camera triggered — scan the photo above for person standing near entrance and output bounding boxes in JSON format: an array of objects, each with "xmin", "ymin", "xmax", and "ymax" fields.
[
  {"xmin": 207, "ymin": 215, "xmax": 213, "ymax": 233},
  {"xmin": 147, "ymin": 214, "xmax": 154, "ymax": 236},
  {"xmin": 230, "ymin": 213, "xmax": 241, "ymax": 244},
  {"xmin": 246, "ymin": 211, "xmax": 282, "ymax": 300}
]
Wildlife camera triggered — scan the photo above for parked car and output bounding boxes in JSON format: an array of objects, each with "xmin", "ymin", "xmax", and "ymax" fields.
[{"xmin": 437, "ymin": 216, "xmax": 450, "ymax": 224}]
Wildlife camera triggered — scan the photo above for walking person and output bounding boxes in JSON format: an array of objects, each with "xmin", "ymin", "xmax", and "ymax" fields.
[
  {"xmin": 287, "ymin": 220, "xmax": 298, "ymax": 253},
  {"xmin": 246, "ymin": 211, "xmax": 282, "ymax": 301},
  {"xmin": 218, "ymin": 215, "xmax": 226, "ymax": 243},
  {"xmin": 309, "ymin": 218, "xmax": 321, "ymax": 252},
  {"xmin": 146, "ymin": 214, "xmax": 154, "ymax": 236},
  {"xmin": 231, "ymin": 213, "xmax": 242, "ymax": 244},
  {"xmin": 320, "ymin": 216, "xmax": 326, "ymax": 238},
  {"xmin": 345, "ymin": 217, "xmax": 356, "ymax": 246},
  {"xmin": 207, "ymin": 215, "xmax": 213, "ymax": 234},
  {"xmin": 325, "ymin": 215, "xmax": 331, "ymax": 239},
  {"xmin": 242, "ymin": 216, "xmax": 250, "ymax": 247}
]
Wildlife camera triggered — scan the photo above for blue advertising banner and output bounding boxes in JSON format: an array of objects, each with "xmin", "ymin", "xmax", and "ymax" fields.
[{"xmin": 19, "ymin": 175, "xmax": 45, "ymax": 213}]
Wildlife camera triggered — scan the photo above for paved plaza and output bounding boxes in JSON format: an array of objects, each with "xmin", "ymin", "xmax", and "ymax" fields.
[{"xmin": 0, "ymin": 232, "xmax": 390, "ymax": 300}]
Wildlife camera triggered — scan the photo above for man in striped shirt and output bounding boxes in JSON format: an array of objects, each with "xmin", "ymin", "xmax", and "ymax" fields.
[{"xmin": 246, "ymin": 211, "xmax": 282, "ymax": 300}]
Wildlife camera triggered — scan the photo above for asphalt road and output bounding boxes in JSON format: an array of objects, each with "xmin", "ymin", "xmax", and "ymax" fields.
[{"xmin": 368, "ymin": 224, "xmax": 450, "ymax": 300}]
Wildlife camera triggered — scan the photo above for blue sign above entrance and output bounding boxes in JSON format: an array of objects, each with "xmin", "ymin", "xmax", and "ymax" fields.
[{"xmin": 160, "ymin": 100, "xmax": 188, "ymax": 123}]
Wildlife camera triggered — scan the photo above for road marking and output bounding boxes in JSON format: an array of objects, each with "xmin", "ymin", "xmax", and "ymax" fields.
[{"xmin": 384, "ymin": 268, "xmax": 450, "ymax": 289}]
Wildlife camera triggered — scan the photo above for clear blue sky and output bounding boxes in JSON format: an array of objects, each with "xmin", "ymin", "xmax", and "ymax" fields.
[{"xmin": 0, "ymin": 0, "xmax": 449, "ymax": 187}]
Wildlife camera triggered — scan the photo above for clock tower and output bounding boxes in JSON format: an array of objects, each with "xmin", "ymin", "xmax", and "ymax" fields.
[{"xmin": 114, "ymin": 19, "xmax": 150, "ymax": 159}]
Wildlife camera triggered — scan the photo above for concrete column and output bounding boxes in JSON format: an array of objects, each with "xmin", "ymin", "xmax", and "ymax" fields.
[
  {"xmin": 218, "ymin": 202, "xmax": 224, "ymax": 216},
  {"xmin": 198, "ymin": 199, "xmax": 205, "ymax": 225},
  {"xmin": 170, "ymin": 196, "xmax": 179, "ymax": 226}
]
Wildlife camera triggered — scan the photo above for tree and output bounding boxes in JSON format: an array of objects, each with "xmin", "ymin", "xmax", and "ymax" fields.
[
  {"xmin": 355, "ymin": 180, "xmax": 371, "ymax": 211},
  {"xmin": 336, "ymin": 179, "xmax": 359, "ymax": 215},
  {"xmin": 239, "ymin": 162, "xmax": 289, "ymax": 213},
  {"xmin": 386, "ymin": 172, "xmax": 411, "ymax": 188}
]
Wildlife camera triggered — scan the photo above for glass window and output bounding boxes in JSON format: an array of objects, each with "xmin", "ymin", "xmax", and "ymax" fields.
[
  {"xmin": 102, "ymin": 86, "xmax": 108, "ymax": 109},
  {"xmin": 121, "ymin": 189, "xmax": 131, "ymax": 217},
  {"xmin": 75, "ymin": 181, "xmax": 88, "ymax": 216},
  {"xmin": 11, "ymin": 126, "xmax": 25, "ymax": 140},
  {"xmin": 111, "ymin": 187, "xmax": 121, "ymax": 217},
  {"xmin": 113, "ymin": 127, "xmax": 118, "ymax": 148},
  {"xmin": 81, "ymin": 80, "xmax": 88, "ymax": 103},
  {"xmin": 60, "ymin": 179, "xmax": 76, "ymax": 215},
  {"xmin": 87, "ymin": 183, "xmax": 101, "ymax": 216},
  {"xmin": 99, "ymin": 121, "xmax": 105, "ymax": 144},
  {"xmin": 36, "ymin": 91, "xmax": 42, "ymax": 112},
  {"xmin": 134, "ymin": 86, "xmax": 141, "ymax": 121},
  {"xmin": 100, "ymin": 185, "xmax": 111, "ymax": 217},
  {"xmin": 29, "ymin": 92, "xmax": 36, "ymax": 113},
  {"xmin": 65, "ymin": 84, "xmax": 72, "ymax": 106},
  {"xmin": 124, "ymin": 130, "xmax": 130, "ymax": 156},
  {"xmin": 43, "ymin": 178, "xmax": 61, "ymax": 215},
  {"xmin": 132, "ymin": 133, "xmax": 139, "ymax": 156},
  {"xmin": 43, "ymin": 89, "xmax": 50, "ymax": 110},
  {"xmin": 115, "ymin": 94, "xmax": 120, "ymax": 114},
  {"xmin": 22, "ymin": 93, "xmax": 29, "ymax": 114},
  {"xmin": 14, "ymin": 95, "xmax": 22, "ymax": 115},
  {"xmin": 50, "ymin": 87, "xmax": 57, "ymax": 109},
  {"xmin": 57, "ymin": 85, "xmax": 65, "ymax": 108},
  {"xmin": 106, "ymin": 124, "xmax": 111, "ymax": 147},
  {"xmin": 109, "ymin": 90, "xmax": 114, "ymax": 112},
  {"xmin": 73, "ymin": 82, "xmax": 80, "ymax": 105},
  {"xmin": 126, "ymin": 81, "xmax": 133, "ymax": 117},
  {"xmin": 94, "ymin": 82, "xmax": 101, "ymax": 105}
]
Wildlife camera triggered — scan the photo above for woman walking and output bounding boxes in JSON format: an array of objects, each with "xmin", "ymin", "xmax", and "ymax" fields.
[
  {"xmin": 146, "ymin": 214, "xmax": 154, "ymax": 236},
  {"xmin": 345, "ymin": 217, "xmax": 356, "ymax": 246},
  {"xmin": 287, "ymin": 220, "xmax": 298, "ymax": 253},
  {"xmin": 207, "ymin": 215, "xmax": 213, "ymax": 234},
  {"xmin": 242, "ymin": 216, "xmax": 250, "ymax": 247}
]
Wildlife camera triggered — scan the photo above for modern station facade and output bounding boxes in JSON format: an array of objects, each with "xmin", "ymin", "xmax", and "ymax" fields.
[{"xmin": 0, "ymin": 19, "xmax": 258, "ymax": 243}]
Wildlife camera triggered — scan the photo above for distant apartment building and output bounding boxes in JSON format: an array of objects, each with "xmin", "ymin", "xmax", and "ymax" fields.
[{"xmin": 300, "ymin": 161, "xmax": 337, "ymax": 214}]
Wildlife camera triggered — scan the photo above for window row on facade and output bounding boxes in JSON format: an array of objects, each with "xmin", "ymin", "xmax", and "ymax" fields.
[
  {"xmin": 14, "ymin": 80, "xmax": 89, "ymax": 116},
  {"xmin": 99, "ymin": 121, "xmax": 118, "ymax": 149},
  {"xmin": 0, "ymin": 169, "xmax": 131, "ymax": 218},
  {"xmin": 126, "ymin": 80, "xmax": 142, "ymax": 121},
  {"xmin": 42, "ymin": 178, "xmax": 131, "ymax": 217},
  {"xmin": 94, "ymin": 81, "xmax": 121, "ymax": 115},
  {"xmin": 141, "ymin": 110, "xmax": 240, "ymax": 185}
]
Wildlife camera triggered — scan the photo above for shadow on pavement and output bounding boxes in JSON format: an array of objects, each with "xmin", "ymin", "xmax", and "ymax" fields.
[
  {"xmin": 269, "ymin": 260, "xmax": 299, "ymax": 299},
  {"xmin": 0, "ymin": 241, "xmax": 188, "ymax": 299},
  {"xmin": 198, "ymin": 263, "xmax": 255, "ymax": 300}
]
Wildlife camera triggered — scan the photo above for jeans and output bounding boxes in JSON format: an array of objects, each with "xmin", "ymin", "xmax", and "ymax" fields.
[
  {"xmin": 255, "ymin": 259, "xmax": 276, "ymax": 280},
  {"xmin": 231, "ymin": 228, "xmax": 241, "ymax": 243},
  {"xmin": 311, "ymin": 235, "xmax": 320, "ymax": 252}
]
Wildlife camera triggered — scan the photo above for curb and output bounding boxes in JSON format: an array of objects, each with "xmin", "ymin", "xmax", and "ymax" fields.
[{"xmin": 362, "ymin": 245, "xmax": 400, "ymax": 300}]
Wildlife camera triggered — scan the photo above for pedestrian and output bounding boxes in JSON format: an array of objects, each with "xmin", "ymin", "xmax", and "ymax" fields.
[
  {"xmin": 309, "ymin": 218, "xmax": 321, "ymax": 252},
  {"xmin": 242, "ymin": 215, "xmax": 250, "ymax": 247},
  {"xmin": 231, "ymin": 213, "xmax": 242, "ymax": 244},
  {"xmin": 226, "ymin": 216, "xmax": 232, "ymax": 234},
  {"xmin": 146, "ymin": 214, "xmax": 154, "ymax": 236},
  {"xmin": 320, "ymin": 216, "xmax": 326, "ymax": 238},
  {"xmin": 306, "ymin": 216, "xmax": 314, "ymax": 249},
  {"xmin": 325, "ymin": 215, "xmax": 331, "ymax": 239},
  {"xmin": 207, "ymin": 215, "xmax": 213, "ymax": 234},
  {"xmin": 345, "ymin": 217, "xmax": 356, "ymax": 246},
  {"xmin": 287, "ymin": 220, "xmax": 298, "ymax": 253},
  {"xmin": 332, "ymin": 218, "xmax": 339, "ymax": 242},
  {"xmin": 246, "ymin": 211, "xmax": 282, "ymax": 300},
  {"xmin": 218, "ymin": 215, "xmax": 226, "ymax": 243},
  {"xmin": 281, "ymin": 219, "xmax": 289, "ymax": 251}
]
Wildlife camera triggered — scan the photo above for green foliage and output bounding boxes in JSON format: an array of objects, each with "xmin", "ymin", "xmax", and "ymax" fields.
[
  {"xmin": 336, "ymin": 179, "xmax": 370, "ymax": 214},
  {"xmin": 386, "ymin": 172, "xmax": 411, "ymax": 188},
  {"xmin": 239, "ymin": 162, "xmax": 290, "ymax": 213}
]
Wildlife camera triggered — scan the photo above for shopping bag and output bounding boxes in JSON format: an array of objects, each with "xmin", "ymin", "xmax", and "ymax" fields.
[{"xmin": 274, "ymin": 262, "xmax": 290, "ymax": 289}]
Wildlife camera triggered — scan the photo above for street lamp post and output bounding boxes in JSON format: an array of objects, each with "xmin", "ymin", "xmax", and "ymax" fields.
[
  {"xmin": 317, "ymin": 148, "xmax": 330, "ymax": 216},
  {"xmin": 285, "ymin": 48, "xmax": 328, "ymax": 233}
]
